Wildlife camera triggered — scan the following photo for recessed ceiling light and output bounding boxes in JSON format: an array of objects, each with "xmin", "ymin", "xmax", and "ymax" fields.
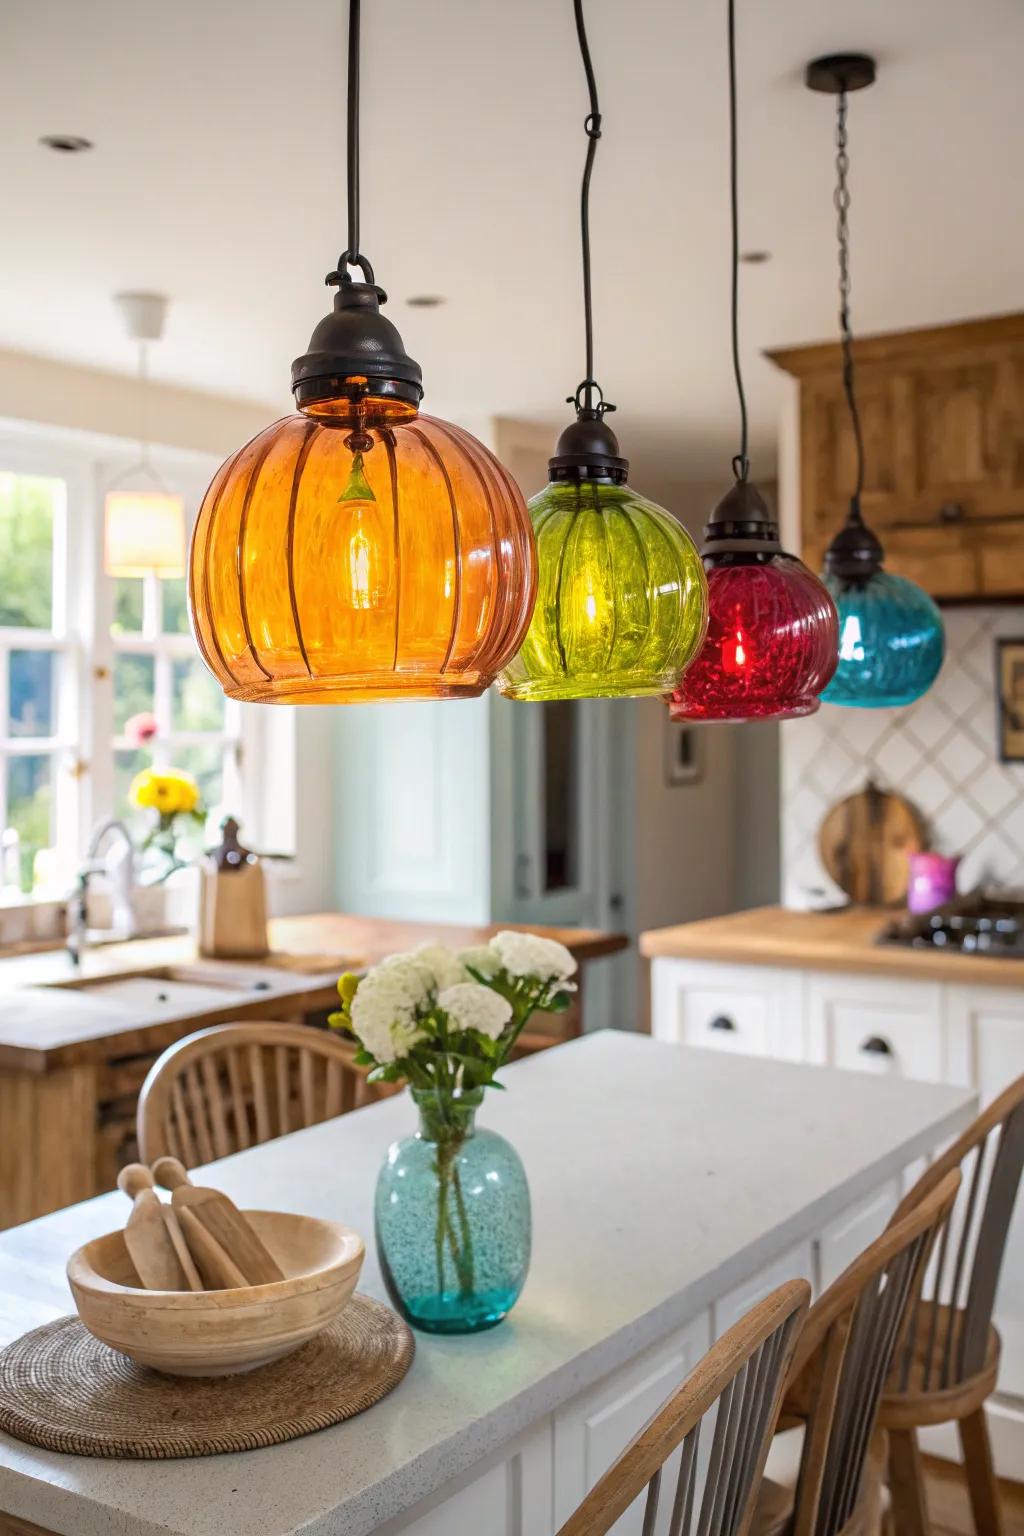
[
  {"xmin": 39, "ymin": 134, "xmax": 93, "ymax": 154},
  {"xmin": 406, "ymin": 294, "xmax": 445, "ymax": 308},
  {"xmin": 739, "ymin": 250, "xmax": 771, "ymax": 265}
]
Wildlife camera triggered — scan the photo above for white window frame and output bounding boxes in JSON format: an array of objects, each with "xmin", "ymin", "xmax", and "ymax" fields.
[{"xmin": 0, "ymin": 419, "xmax": 292, "ymax": 903}]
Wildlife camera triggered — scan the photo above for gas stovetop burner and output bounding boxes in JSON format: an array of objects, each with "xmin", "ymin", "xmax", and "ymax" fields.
[{"xmin": 880, "ymin": 894, "xmax": 1024, "ymax": 958}]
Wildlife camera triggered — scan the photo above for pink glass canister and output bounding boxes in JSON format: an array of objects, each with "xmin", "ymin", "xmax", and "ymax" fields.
[{"xmin": 907, "ymin": 852, "xmax": 961, "ymax": 914}]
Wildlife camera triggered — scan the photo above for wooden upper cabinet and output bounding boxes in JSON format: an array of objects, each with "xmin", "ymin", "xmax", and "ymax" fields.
[{"xmin": 770, "ymin": 313, "xmax": 1024, "ymax": 601}]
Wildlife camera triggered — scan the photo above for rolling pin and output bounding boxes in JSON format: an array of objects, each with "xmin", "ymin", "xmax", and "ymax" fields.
[
  {"xmin": 117, "ymin": 1165, "xmax": 203, "ymax": 1292},
  {"xmin": 151, "ymin": 1156, "xmax": 285, "ymax": 1285}
]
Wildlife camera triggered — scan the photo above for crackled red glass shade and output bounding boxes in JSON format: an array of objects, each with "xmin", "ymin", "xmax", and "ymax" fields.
[{"xmin": 670, "ymin": 557, "xmax": 839, "ymax": 722}]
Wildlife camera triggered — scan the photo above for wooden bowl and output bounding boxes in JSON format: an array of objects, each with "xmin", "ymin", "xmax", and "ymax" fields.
[{"xmin": 67, "ymin": 1211, "xmax": 364, "ymax": 1377}]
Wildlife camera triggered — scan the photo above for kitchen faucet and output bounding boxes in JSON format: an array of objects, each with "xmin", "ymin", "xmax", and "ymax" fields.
[{"xmin": 66, "ymin": 819, "xmax": 137, "ymax": 967}]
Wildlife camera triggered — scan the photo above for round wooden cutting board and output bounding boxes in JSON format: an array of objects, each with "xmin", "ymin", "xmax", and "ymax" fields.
[{"xmin": 818, "ymin": 779, "xmax": 926, "ymax": 906}]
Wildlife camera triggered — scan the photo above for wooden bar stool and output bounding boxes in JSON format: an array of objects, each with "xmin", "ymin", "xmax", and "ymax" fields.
[
  {"xmin": 137, "ymin": 1021, "xmax": 398, "ymax": 1165},
  {"xmin": 554, "ymin": 1279, "xmax": 810, "ymax": 1536},
  {"xmin": 879, "ymin": 1074, "xmax": 1024, "ymax": 1536},
  {"xmin": 752, "ymin": 1168, "xmax": 961, "ymax": 1536}
]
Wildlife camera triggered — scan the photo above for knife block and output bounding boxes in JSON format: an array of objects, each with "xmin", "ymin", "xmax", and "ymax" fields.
[{"xmin": 198, "ymin": 818, "xmax": 269, "ymax": 959}]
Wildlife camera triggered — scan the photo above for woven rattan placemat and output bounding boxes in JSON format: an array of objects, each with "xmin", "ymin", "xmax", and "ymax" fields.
[{"xmin": 0, "ymin": 1294, "xmax": 413, "ymax": 1459}]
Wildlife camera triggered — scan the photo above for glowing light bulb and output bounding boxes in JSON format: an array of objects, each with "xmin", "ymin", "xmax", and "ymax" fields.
[
  {"xmin": 583, "ymin": 591, "xmax": 598, "ymax": 624},
  {"xmin": 335, "ymin": 450, "xmax": 391, "ymax": 611}
]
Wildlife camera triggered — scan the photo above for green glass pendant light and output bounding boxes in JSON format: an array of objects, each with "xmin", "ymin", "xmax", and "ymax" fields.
[{"xmin": 496, "ymin": 0, "xmax": 708, "ymax": 702}]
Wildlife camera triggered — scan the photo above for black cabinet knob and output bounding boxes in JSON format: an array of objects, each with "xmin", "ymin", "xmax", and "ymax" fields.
[
  {"xmin": 860, "ymin": 1035, "xmax": 893, "ymax": 1056},
  {"xmin": 709, "ymin": 1015, "xmax": 737, "ymax": 1033}
]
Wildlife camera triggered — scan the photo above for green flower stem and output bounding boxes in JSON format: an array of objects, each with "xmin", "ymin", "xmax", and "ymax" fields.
[{"xmin": 415, "ymin": 1089, "xmax": 480, "ymax": 1300}]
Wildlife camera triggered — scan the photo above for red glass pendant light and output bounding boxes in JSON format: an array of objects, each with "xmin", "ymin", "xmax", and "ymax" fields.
[
  {"xmin": 670, "ymin": 0, "xmax": 838, "ymax": 724},
  {"xmin": 669, "ymin": 482, "xmax": 839, "ymax": 721}
]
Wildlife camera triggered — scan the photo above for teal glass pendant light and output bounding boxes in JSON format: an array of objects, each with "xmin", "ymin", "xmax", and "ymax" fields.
[
  {"xmin": 496, "ymin": 0, "xmax": 708, "ymax": 702},
  {"xmin": 807, "ymin": 55, "xmax": 944, "ymax": 709}
]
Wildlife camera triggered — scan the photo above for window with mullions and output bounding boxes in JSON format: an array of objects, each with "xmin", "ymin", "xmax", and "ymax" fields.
[
  {"xmin": 110, "ymin": 572, "xmax": 242, "ymax": 855},
  {"xmin": 0, "ymin": 470, "xmax": 75, "ymax": 892}
]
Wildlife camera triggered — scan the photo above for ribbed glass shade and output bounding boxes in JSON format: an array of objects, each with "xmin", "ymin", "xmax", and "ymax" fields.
[
  {"xmin": 496, "ymin": 480, "xmax": 708, "ymax": 701},
  {"xmin": 821, "ymin": 571, "xmax": 944, "ymax": 708},
  {"xmin": 670, "ymin": 557, "xmax": 839, "ymax": 722},
  {"xmin": 188, "ymin": 407, "xmax": 537, "ymax": 704}
]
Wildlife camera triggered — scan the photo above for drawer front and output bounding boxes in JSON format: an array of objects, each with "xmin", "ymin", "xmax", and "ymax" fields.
[
  {"xmin": 808, "ymin": 975, "xmax": 945, "ymax": 1083},
  {"xmin": 650, "ymin": 960, "xmax": 804, "ymax": 1061},
  {"xmin": 680, "ymin": 986, "xmax": 771, "ymax": 1058}
]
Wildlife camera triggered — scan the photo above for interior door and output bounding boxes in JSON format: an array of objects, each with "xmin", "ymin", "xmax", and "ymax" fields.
[{"xmin": 490, "ymin": 694, "xmax": 632, "ymax": 1032}]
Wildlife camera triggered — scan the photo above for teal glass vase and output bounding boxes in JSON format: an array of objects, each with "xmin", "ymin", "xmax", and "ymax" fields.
[
  {"xmin": 822, "ymin": 571, "xmax": 944, "ymax": 708},
  {"xmin": 374, "ymin": 1089, "xmax": 531, "ymax": 1334}
]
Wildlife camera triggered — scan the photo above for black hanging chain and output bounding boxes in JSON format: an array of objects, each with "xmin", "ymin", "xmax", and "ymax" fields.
[
  {"xmin": 834, "ymin": 89, "xmax": 865, "ymax": 517},
  {"xmin": 331, "ymin": 0, "xmax": 374, "ymax": 287},
  {"xmin": 569, "ymin": 0, "xmax": 612, "ymax": 419},
  {"xmin": 727, "ymin": 0, "xmax": 749, "ymax": 483}
]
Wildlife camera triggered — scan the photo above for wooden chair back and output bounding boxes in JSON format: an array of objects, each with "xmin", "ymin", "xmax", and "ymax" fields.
[
  {"xmin": 889, "ymin": 1072, "xmax": 1024, "ymax": 1394},
  {"xmin": 783, "ymin": 1169, "xmax": 961, "ymax": 1536},
  {"xmin": 137, "ymin": 1021, "xmax": 395, "ymax": 1165},
  {"xmin": 556, "ymin": 1280, "xmax": 810, "ymax": 1536}
]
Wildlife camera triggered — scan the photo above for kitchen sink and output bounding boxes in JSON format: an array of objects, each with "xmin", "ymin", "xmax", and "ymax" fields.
[{"xmin": 42, "ymin": 961, "xmax": 283, "ymax": 996}]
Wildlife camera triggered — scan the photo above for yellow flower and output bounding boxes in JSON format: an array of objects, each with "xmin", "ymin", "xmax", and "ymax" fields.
[{"xmin": 130, "ymin": 768, "xmax": 202, "ymax": 818}]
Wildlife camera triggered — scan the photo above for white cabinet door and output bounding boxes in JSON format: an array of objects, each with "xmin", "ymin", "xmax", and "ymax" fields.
[
  {"xmin": 650, "ymin": 959, "xmax": 805, "ymax": 1061},
  {"xmin": 553, "ymin": 1312, "xmax": 712, "ymax": 1535},
  {"xmin": 391, "ymin": 1423, "xmax": 553, "ymax": 1536},
  {"xmin": 713, "ymin": 1240, "xmax": 816, "ymax": 1336},
  {"xmin": 817, "ymin": 1181, "xmax": 901, "ymax": 1290},
  {"xmin": 807, "ymin": 974, "xmax": 945, "ymax": 1082}
]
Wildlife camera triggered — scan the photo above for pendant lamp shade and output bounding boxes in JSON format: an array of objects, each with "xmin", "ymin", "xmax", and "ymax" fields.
[
  {"xmin": 669, "ymin": 0, "xmax": 838, "ymax": 726},
  {"xmin": 669, "ymin": 482, "xmax": 838, "ymax": 723},
  {"xmin": 186, "ymin": 1, "xmax": 537, "ymax": 706},
  {"xmin": 821, "ymin": 550, "xmax": 944, "ymax": 709},
  {"xmin": 104, "ymin": 490, "xmax": 185, "ymax": 578},
  {"xmin": 496, "ymin": 473, "xmax": 707, "ymax": 702},
  {"xmin": 807, "ymin": 53, "xmax": 944, "ymax": 711},
  {"xmin": 498, "ymin": 1, "xmax": 707, "ymax": 702},
  {"xmin": 189, "ymin": 402, "xmax": 535, "ymax": 705}
]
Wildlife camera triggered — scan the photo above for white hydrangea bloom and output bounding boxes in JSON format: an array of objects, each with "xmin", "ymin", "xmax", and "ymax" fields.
[
  {"xmin": 350, "ymin": 955, "xmax": 432, "ymax": 1063},
  {"xmin": 439, "ymin": 982, "xmax": 513, "ymax": 1041},
  {"xmin": 490, "ymin": 930, "xmax": 578, "ymax": 984},
  {"xmin": 409, "ymin": 943, "xmax": 467, "ymax": 992},
  {"xmin": 457, "ymin": 944, "xmax": 502, "ymax": 979}
]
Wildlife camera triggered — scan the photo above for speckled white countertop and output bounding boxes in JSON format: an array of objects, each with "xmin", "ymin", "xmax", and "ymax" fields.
[{"xmin": 0, "ymin": 1032, "xmax": 975, "ymax": 1536}]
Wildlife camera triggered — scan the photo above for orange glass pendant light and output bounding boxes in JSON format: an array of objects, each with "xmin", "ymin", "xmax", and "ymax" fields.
[{"xmin": 188, "ymin": 2, "xmax": 536, "ymax": 705}]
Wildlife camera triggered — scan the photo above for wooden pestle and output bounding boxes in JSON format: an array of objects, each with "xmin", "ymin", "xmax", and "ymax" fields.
[
  {"xmin": 117, "ymin": 1164, "xmax": 202, "ymax": 1292},
  {"xmin": 151, "ymin": 1156, "xmax": 285, "ymax": 1286}
]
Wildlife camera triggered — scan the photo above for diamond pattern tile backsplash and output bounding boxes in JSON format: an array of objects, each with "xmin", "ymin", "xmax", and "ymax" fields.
[{"xmin": 782, "ymin": 606, "xmax": 1024, "ymax": 906}]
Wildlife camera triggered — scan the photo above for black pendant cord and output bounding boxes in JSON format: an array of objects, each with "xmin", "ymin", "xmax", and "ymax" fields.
[
  {"xmin": 334, "ymin": 0, "xmax": 374, "ymax": 286},
  {"xmin": 570, "ymin": 0, "xmax": 611, "ymax": 420},
  {"xmin": 834, "ymin": 88, "xmax": 865, "ymax": 523},
  {"xmin": 727, "ymin": 0, "xmax": 749, "ymax": 483}
]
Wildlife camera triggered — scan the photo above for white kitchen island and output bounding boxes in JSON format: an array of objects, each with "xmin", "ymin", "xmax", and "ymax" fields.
[{"xmin": 0, "ymin": 1032, "xmax": 975, "ymax": 1536}]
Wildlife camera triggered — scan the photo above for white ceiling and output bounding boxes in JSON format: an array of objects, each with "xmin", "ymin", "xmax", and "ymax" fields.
[{"xmin": 2, "ymin": 0, "xmax": 1022, "ymax": 482}]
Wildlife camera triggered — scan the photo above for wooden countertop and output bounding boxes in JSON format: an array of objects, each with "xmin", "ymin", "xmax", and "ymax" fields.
[
  {"xmin": 639, "ymin": 904, "xmax": 1024, "ymax": 988},
  {"xmin": 0, "ymin": 913, "xmax": 628, "ymax": 1072}
]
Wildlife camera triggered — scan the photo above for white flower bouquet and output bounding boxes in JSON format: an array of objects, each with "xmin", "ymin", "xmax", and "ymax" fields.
[
  {"xmin": 330, "ymin": 932, "xmax": 577, "ymax": 1311},
  {"xmin": 329, "ymin": 930, "xmax": 577, "ymax": 1094}
]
